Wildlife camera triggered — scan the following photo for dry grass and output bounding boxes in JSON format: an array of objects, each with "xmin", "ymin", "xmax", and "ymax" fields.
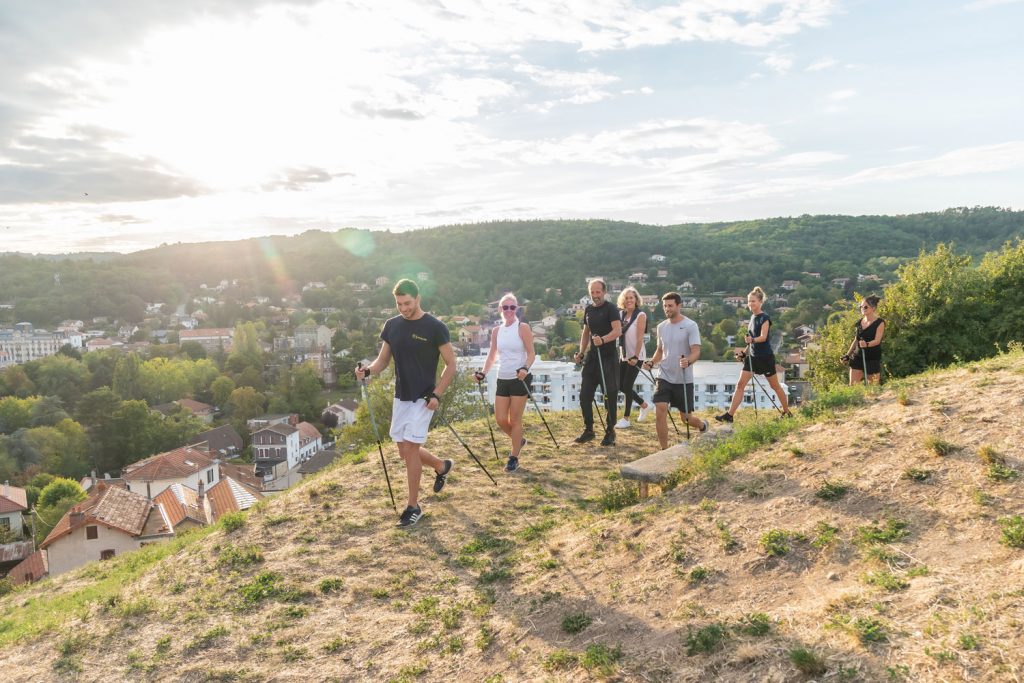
[{"xmin": 2, "ymin": 353, "xmax": 1024, "ymax": 682}]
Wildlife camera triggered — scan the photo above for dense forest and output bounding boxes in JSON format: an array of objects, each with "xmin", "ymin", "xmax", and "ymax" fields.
[{"xmin": 2, "ymin": 207, "xmax": 1021, "ymax": 327}]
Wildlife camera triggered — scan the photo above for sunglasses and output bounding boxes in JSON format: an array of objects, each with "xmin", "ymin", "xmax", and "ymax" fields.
[
  {"xmin": 859, "ymin": 305, "xmax": 872, "ymax": 310},
  {"xmin": 502, "ymin": 304, "xmax": 517, "ymax": 311}
]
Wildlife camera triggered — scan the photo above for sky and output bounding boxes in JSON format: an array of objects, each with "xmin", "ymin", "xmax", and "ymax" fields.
[{"xmin": 0, "ymin": 0, "xmax": 1022, "ymax": 254}]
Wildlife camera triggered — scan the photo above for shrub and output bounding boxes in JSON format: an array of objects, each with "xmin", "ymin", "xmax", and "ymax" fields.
[
  {"xmin": 685, "ymin": 623, "xmax": 727, "ymax": 655},
  {"xmin": 318, "ymin": 578, "xmax": 344, "ymax": 594},
  {"xmin": 924, "ymin": 434, "xmax": 957, "ymax": 456},
  {"xmin": 599, "ymin": 480, "xmax": 639, "ymax": 512},
  {"xmin": 789, "ymin": 648, "xmax": 827, "ymax": 675},
  {"xmin": 854, "ymin": 519, "xmax": 908, "ymax": 545},
  {"xmin": 760, "ymin": 529, "xmax": 804, "ymax": 557},
  {"xmin": 815, "ymin": 480, "xmax": 850, "ymax": 501},
  {"xmin": 736, "ymin": 612, "xmax": 772, "ymax": 636},
  {"xmin": 863, "ymin": 571, "xmax": 910, "ymax": 592},
  {"xmin": 216, "ymin": 544, "xmax": 264, "ymax": 570},
  {"xmin": 220, "ymin": 511, "xmax": 246, "ymax": 533},
  {"xmin": 998, "ymin": 515, "xmax": 1024, "ymax": 548},
  {"xmin": 580, "ymin": 643, "xmax": 623, "ymax": 676},
  {"xmin": 542, "ymin": 648, "xmax": 578, "ymax": 671},
  {"xmin": 561, "ymin": 613, "xmax": 593, "ymax": 634},
  {"xmin": 987, "ymin": 463, "xmax": 1018, "ymax": 482}
]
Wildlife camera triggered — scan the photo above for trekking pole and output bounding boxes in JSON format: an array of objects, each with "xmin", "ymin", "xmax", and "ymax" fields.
[
  {"xmin": 356, "ymin": 363, "xmax": 396, "ymax": 512},
  {"xmin": 433, "ymin": 411, "xmax": 497, "ymax": 486},
  {"xmin": 574, "ymin": 357, "xmax": 603, "ymax": 423},
  {"xmin": 679, "ymin": 355, "xmax": 691, "ymax": 440},
  {"xmin": 860, "ymin": 346, "xmax": 869, "ymax": 388},
  {"xmin": 594, "ymin": 342, "xmax": 611, "ymax": 426},
  {"xmin": 522, "ymin": 378, "xmax": 560, "ymax": 449},
  {"xmin": 474, "ymin": 376, "xmax": 501, "ymax": 463},
  {"xmin": 640, "ymin": 365, "xmax": 680, "ymax": 435},
  {"xmin": 749, "ymin": 374, "xmax": 785, "ymax": 415},
  {"xmin": 746, "ymin": 344, "xmax": 759, "ymax": 418}
]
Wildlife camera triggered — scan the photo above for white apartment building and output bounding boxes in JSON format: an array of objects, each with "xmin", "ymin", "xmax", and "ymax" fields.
[
  {"xmin": 0, "ymin": 323, "xmax": 71, "ymax": 364},
  {"xmin": 458, "ymin": 358, "xmax": 787, "ymax": 413}
]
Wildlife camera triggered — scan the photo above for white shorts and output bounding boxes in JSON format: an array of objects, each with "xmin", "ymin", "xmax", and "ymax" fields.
[{"xmin": 390, "ymin": 398, "xmax": 434, "ymax": 444}]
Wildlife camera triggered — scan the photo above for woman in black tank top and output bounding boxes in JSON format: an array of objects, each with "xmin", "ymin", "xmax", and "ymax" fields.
[{"xmin": 844, "ymin": 295, "xmax": 885, "ymax": 385}]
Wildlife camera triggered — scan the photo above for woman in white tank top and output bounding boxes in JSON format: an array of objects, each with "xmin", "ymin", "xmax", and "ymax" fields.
[
  {"xmin": 476, "ymin": 293, "xmax": 536, "ymax": 472},
  {"xmin": 615, "ymin": 286, "xmax": 651, "ymax": 428}
]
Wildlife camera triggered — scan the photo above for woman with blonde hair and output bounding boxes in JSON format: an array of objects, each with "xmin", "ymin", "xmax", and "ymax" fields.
[
  {"xmin": 615, "ymin": 286, "xmax": 651, "ymax": 428},
  {"xmin": 715, "ymin": 286, "xmax": 792, "ymax": 422},
  {"xmin": 475, "ymin": 293, "xmax": 536, "ymax": 472}
]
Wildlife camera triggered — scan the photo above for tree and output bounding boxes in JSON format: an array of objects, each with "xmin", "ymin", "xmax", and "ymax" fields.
[
  {"xmin": 179, "ymin": 341, "xmax": 207, "ymax": 360},
  {"xmin": 227, "ymin": 386, "xmax": 267, "ymax": 434},
  {"xmin": 288, "ymin": 363, "xmax": 323, "ymax": 420},
  {"xmin": 0, "ymin": 396, "xmax": 36, "ymax": 434},
  {"xmin": 0, "ymin": 365, "xmax": 35, "ymax": 398},
  {"xmin": 980, "ymin": 238, "xmax": 1024, "ymax": 346},
  {"xmin": 29, "ymin": 355, "xmax": 92, "ymax": 406},
  {"xmin": 210, "ymin": 376, "xmax": 236, "ymax": 408},
  {"xmin": 30, "ymin": 396, "xmax": 70, "ymax": 427},
  {"xmin": 112, "ymin": 353, "xmax": 144, "ymax": 400},
  {"xmin": 34, "ymin": 477, "xmax": 87, "ymax": 545}
]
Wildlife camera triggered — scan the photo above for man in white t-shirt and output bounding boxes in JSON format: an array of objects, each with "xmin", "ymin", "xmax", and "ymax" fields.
[{"xmin": 644, "ymin": 292, "xmax": 709, "ymax": 448}]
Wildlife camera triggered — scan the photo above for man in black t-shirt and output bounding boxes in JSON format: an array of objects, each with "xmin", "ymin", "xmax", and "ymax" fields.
[
  {"xmin": 573, "ymin": 278, "xmax": 622, "ymax": 446},
  {"xmin": 357, "ymin": 279, "xmax": 457, "ymax": 527}
]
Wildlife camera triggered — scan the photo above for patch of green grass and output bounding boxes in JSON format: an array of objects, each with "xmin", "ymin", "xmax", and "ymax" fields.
[
  {"xmin": 542, "ymin": 648, "xmax": 578, "ymax": 671},
  {"xmin": 412, "ymin": 596, "xmax": 439, "ymax": 617},
  {"xmin": 323, "ymin": 637, "xmax": 352, "ymax": 654},
  {"xmin": 716, "ymin": 521, "xmax": 739, "ymax": 552},
  {"xmin": 184, "ymin": 625, "xmax": 229, "ymax": 654},
  {"xmin": 517, "ymin": 518, "xmax": 556, "ymax": 541},
  {"xmin": 800, "ymin": 385, "xmax": 866, "ymax": 419},
  {"xmin": 280, "ymin": 645, "xmax": 308, "ymax": 662},
  {"xmin": 786, "ymin": 446, "xmax": 806, "ymax": 457},
  {"xmin": 816, "ymin": 480, "xmax": 850, "ymax": 501},
  {"xmin": 958, "ymin": 633, "xmax": 980, "ymax": 650},
  {"xmin": 155, "ymin": 636, "xmax": 172, "ymax": 654},
  {"xmin": 924, "ymin": 434, "xmax": 958, "ymax": 456},
  {"xmin": 538, "ymin": 557, "xmax": 558, "ymax": 570},
  {"xmin": 680, "ymin": 416, "xmax": 803, "ymax": 482},
  {"xmin": 811, "ymin": 521, "xmax": 840, "ymax": 549},
  {"xmin": 977, "ymin": 445, "xmax": 1004, "ymax": 465},
  {"xmin": 264, "ymin": 513, "xmax": 296, "ymax": 527},
  {"xmin": 386, "ymin": 660, "xmax": 428, "ymax": 683},
  {"xmin": 736, "ymin": 612, "xmax": 772, "ymax": 636},
  {"xmin": 863, "ymin": 571, "xmax": 910, "ymax": 592},
  {"xmin": 478, "ymin": 564, "xmax": 513, "ymax": 584},
  {"xmin": 561, "ymin": 612, "xmax": 593, "ymax": 634},
  {"xmin": 906, "ymin": 565, "xmax": 929, "ymax": 577},
  {"xmin": 896, "ymin": 389, "xmax": 910, "ymax": 406},
  {"xmin": 998, "ymin": 515, "xmax": 1024, "ymax": 548},
  {"xmin": 216, "ymin": 544, "xmax": 264, "ymax": 570},
  {"xmin": 220, "ymin": 511, "xmax": 246, "ymax": 533},
  {"xmin": 0, "ymin": 525, "xmax": 218, "ymax": 648},
  {"xmin": 688, "ymin": 566, "xmax": 711, "ymax": 584},
  {"xmin": 236, "ymin": 571, "xmax": 309, "ymax": 610},
  {"xmin": 789, "ymin": 647, "xmax": 827, "ymax": 676},
  {"xmin": 853, "ymin": 616, "xmax": 889, "ymax": 643},
  {"xmin": 760, "ymin": 529, "xmax": 805, "ymax": 557},
  {"xmin": 115, "ymin": 597, "xmax": 154, "ymax": 618},
  {"xmin": 439, "ymin": 605, "xmax": 463, "ymax": 631},
  {"xmin": 685, "ymin": 623, "xmax": 728, "ymax": 655},
  {"xmin": 318, "ymin": 578, "xmax": 344, "ymax": 594},
  {"xmin": 971, "ymin": 488, "xmax": 993, "ymax": 506},
  {"xmin": 987, "ymin": 463, "xmax": 1018, "ymax": 482},
  {"xmin": 580, "ymin": 643, "xmax": 623, "ymax": 676},
  {"xmin": 598, "ymin": 480, "xmax": 640, "ymax": 512},
  {"xmin": 925, "ymin": 647, "xmax": 957, "ymax": 664},
  {"xmin": 854, "ymin": 519, "xmax": 909, "ymax": 546},
  {"xmin": 902, "ymin": 467, "xmax": 932, "ymax": 482},
  {"xmin": 475, "ymin": 624, "xmax": 495, "ymax": 651}
]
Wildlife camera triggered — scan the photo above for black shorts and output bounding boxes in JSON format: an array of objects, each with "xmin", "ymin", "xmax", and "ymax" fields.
[
  {"xmin": 495, "ymin": 374, "xmax": 532, "ymax": 398},
  {"xmin": 743, "ymin": 354, "xmax": 777, "ymax": 377},
  {"xmin": 849, "ymin": 355, "xmax": 881, "ymax": 375},
  {"xmin": 653, "ymin": 380, "xmax": 694, "ymax": 413}
]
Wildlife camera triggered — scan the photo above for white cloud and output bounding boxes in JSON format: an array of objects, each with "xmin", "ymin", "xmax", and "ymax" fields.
[
  {"xmin": 761, "ymin": 151, "xmax": 847, "ymax": 169},
  {"xmin": 805, "ymin": 57, "xmax": 838, "ymax": 71},
  {"xmin": 763, "ymin": 53, "xmax": 794, "ymax": 74},
  {"xmin": 964, "ymin": 0, "xmax": 1024, "ymax": 10},
  {"xmin": 828, "ymin": 88, "xmax": 857, "ymax": 100},
  {"xmin": 841, "ymin": 142, "xmax": 1024, "ymax": 183}
]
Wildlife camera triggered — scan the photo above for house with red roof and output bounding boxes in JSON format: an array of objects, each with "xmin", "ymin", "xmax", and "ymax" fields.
[
  {"xmin": 40, "ymin": 483, "xmax": 175, "ymax": 577},
  {"xmin": 0, "ymin": 482, "xmax": 28, "ymax": 538},
  {"xmin": 8, "ymin": 549, "xmax": 48, "ymax": 585},
  {"xmin": 122, "ymin": 446, "xmax": 220, "ymax": 500}
]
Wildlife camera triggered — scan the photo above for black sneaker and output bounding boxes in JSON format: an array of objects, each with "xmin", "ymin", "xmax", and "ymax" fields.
[
  {"xmin": 397, "ymin": 506, "xmax": 422, "ymax": 528},
  {"xmin": 714, "ymin": 412, "xmax": 734, "ymax": 423},
  {"xmin": 574, "ymin": 430, "xmax": 596, "ymax": 444},
  {"xmin": 505, "ymin": 456, "xmax": 519, "ymax": 473},
  {"xmin": 600, "ymin": 432, "xmax": 616, "ymax": 447},
  {"xmin": 433, "ymin": 459, "xmax": 453, "ymax": 493}
]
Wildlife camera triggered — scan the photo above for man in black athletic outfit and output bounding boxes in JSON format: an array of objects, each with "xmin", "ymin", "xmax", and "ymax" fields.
[{"xmin": 574, "ymin": 278, "xmax": 622, "ymax": 446}]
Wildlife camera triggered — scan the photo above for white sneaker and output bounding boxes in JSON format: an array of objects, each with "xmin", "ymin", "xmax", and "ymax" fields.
[
  {"xmin": 637, "ymin": 405, "xmax": 651, "ymax": 422},
  {"xmin": 615, "ymin": 418, "xmax": 630, "ymax": 429}
]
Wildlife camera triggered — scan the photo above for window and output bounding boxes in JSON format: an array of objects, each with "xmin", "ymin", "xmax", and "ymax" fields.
[
  {"xmin": 725, "ymin": 384, "xmax": 735, "ymax": 393},
  {"xmin": 86, "ymin": 525, "xmax": 98, "ymax": 540},
  {"xmin": 706, "ymin": 384, "xmax": 717, "ymax": 393},
  {"xmin": 0, "ymin": 518, "xmax": 9, "ymax": 531},
  {"xmin": 207, "ymin": 469, "xmax": 214, "ymax": 483},
  {"xmin": 100, "ymin": 549, "xmax": 115, "ymax": 560}
]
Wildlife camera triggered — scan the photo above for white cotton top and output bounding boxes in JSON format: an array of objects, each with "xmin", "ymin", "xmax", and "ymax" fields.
[
  {"xmin": 620, "ymin": 310, "xmax": 647, "ymax": 360},
  {"xmin": 496, "ymin": 321, "xmax": 527, "ymax": 379}
]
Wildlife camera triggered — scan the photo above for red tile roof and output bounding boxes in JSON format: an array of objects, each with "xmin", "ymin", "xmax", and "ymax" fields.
[
  {"xmin": 0, "ymin": 485, "xmax": 28, "ymax": 514},
  {"xmin": 177, "ymin": 398, "xmax": 214, "ymax": 414},
  {"xmin": 8, "ymin": 549, "xmax": 48, "ymax": 585},
  {"xmin": 219, "ymin": 462, "xmax": 261, "ymax": 490},
  {"xmin": 122, "ymin": 446, "xmax": 214, "ymax": 482},
  {"xmin": 40, "ymin": 485, "xmax": 162, "ymax": 549},
  {"xmin": 206, "ymin": 477, "xmax": 262, "ymax": 522},
  {"xmin": 153, "ymin": 484, "xmax": 208, "ymax": 528},
  {"xmin": 297, "ymin": 421, "xmax": 321, "ymax": 441}
]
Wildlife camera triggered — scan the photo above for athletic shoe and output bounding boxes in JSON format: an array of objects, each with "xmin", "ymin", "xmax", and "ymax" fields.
[
  {"xmin": 433, "ymin": 459, "xmax": 453, "ymax": 493},
  {"xmin": 700, "ymin": 419, "xmax": 709, "ymax": 433},
  {"xmin": 600, "ymin": 432, "xmax": 616, "ymax": 447},
  {"xmin": 638, "ymin": 404, "xmax": 651, "ymax": 422},
  {"xmin": 714, "ymin": 412, "xmax": 734, "ymax": 423},
  {"xmin": 505, "ymin": 456, "xmax": 519, "ymax": 473},
  {"xmin": 574, "ymin": 430, "xmax": 596, "ymax": 444},
  {"xmin": 615, "ymin": 418, "xmax": 630, "ymax": 429},
  {"xmin": 397, "ymin": 506, "xmax": 422, "ymax": 528}
]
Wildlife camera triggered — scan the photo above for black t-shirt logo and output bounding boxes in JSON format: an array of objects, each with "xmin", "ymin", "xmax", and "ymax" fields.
[{"xmin": 412, "ymin": 334, "xmax": 428, "ymax": 342}]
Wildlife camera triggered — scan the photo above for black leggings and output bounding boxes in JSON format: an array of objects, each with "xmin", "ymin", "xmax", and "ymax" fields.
[
  {"xmin": 580, "ymin": 353, "xmax": 618, "ymax": 433},
  {"xmin": 618, "ymin": 361, "xmax": 646, "ymax": 417}
]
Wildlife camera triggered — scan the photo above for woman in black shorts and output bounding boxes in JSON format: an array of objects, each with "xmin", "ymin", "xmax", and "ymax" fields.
[
  {"xmin": 475, "ymin": 293, "xmax": 536, "ymax": 472},
  {"xmin": 715, "ymin": 286, "xmax": 792, "ymax": 422},
  {"xmin": 845, "ymin": 295, "xmax": 885, "ymax": 385}
]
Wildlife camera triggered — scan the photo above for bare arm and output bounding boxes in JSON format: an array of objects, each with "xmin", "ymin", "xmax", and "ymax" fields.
[
  {"xmin": 427, "ymin": 343, "xmax": 458, "ymax": 410},
  {"xmin": 360, "ymin": 341, "xmax": 392, "ymax": 378},
  {"xmin": 595, "ymin": 319, "xmax": 622, "ymax": 345},
  {"xmin": 480, "ymin": 325, "xmax": 500, "ymax": 376},
  {"xmin": 519, "ymin": 323, "xmax": 536, "ymax": 377}
]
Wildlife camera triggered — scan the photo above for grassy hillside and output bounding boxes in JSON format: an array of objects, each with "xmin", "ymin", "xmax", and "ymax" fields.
[{"xmin": 2, "ymin": 350, "xmax": 1023, "ymax": 682}]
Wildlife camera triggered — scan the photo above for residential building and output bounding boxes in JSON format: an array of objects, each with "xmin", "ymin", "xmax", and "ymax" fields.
[
  {"xmin": 178, "ymin": 328, "xmax": 234, "ymax": 353},
  {"xmin": 650, "ymin": 254, "xmax": 667, "ymax": 262},
  {"xmin": 459, "ymin": 358, "xmax": 786, "ymax": 413},
  {"xmin": 176, "ymin": 399, "xmax": 216, "ymax": 423},
  {"xmin": 0, "ymin": 349, "xmax": 11, "ymax": 369},
  {"xmin": 253, "ymin": 421, "xmax": 322, "ymax": 486},
  {"xmin": 187, "ymin": 425, "xmax": 244, "ymax": 459},
  {"xmin": 154, "ymin": 476, "xmax": 263, "ymax": 529},
  {"xmin": 8, "ymin": 549, "xmax": 48, "ymax": 585},
  {"xmin": 723, "ymin": 296, "xmax": 747, "ymax": 307},
  {"xmin": 0, "ymin": 482, "xmax": 28, "ymax": 538},
  {"xmin": 40, "ymin": 483, "xmax": 175, "ymax": 577},
  {"xmin": 1, "ymin": 541, "xmax": 36, "ymax": 578},
  {"xmin": 781, "ymin": 280, "xmax": 800, "ymax": 291},
  {"xmin": 323, "ymin": 399, "xmax": 358, "ymax": 428},
  {"xmin": 122, "ymin": 446, "xmax": 220, "ymax": 500},
  {"xmin": 0, "ymin": 322, "xmax": 71, "ymax": 365},
  {"xmin": 297, "ymin": 447, "xmax": 341, "ymax": 479},
  {"xmin": 247, "ymin": 413, "xmax": 297, "ymax": 433}
]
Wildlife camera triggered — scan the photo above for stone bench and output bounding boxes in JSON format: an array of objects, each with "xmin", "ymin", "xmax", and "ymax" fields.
[{"xmin": 620, "ymin": 426, "xmax": 733, "ymax": 499}]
